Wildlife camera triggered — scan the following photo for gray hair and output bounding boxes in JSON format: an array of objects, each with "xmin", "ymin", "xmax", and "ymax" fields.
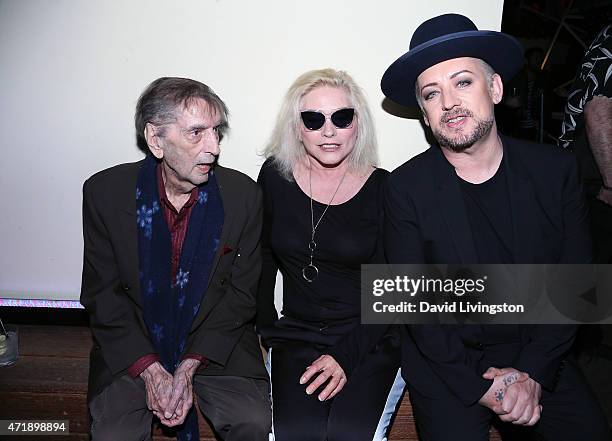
[
  {"xmin": 135, "ymin": 77, "xmax": 229, "ymax": 152},
  {"xmin": 414, "ymin": 59, "xmax": 496, "ymax": 111},
  {"xmin": 263, "ymin": 68, "xmax": 378, "ymax": 181}
]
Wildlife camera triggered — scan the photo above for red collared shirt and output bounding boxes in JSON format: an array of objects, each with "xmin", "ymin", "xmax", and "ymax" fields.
[{"xmin": 156, "ymin": 164, "xmax": 199, "ymax": 282}]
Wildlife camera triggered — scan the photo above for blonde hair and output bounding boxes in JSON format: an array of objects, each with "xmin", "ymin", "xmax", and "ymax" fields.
[{"xmin": 263, "ymin": 68, "xmax": 378, "ymax": 180}]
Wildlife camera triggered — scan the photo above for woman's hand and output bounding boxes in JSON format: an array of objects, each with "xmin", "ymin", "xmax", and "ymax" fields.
[{"xmin": 299, "ymin": 354, "xmax": 347, "ymax": 401}]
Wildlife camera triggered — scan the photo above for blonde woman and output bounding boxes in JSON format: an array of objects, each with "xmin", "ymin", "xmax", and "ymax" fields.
[{"xmin": 256, "ymin": 69, "xmax": 404, "ymax": 441}]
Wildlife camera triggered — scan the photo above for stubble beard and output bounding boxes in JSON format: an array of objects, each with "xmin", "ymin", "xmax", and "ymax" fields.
[{"xmin": 432, "ymin": 108, "xmax": 495, "ymax": 153}]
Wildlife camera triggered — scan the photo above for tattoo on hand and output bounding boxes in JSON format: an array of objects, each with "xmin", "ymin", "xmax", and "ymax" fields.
[
  {"xmin": 502, "ymin": 373, "xmax": 519, "ymax": 387},
  {"xmin": 495, "ymin": 388, "xmax": 505, "ymax": 403}
]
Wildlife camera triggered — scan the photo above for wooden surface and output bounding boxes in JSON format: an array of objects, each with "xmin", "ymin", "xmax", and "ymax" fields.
[
  {"xmin": 0, "ymin": 325, "xmax": 209, "ymax": 441},
  {"xmin": 0, "ymin": 325, "xmax": 501, "ymax": 440}
]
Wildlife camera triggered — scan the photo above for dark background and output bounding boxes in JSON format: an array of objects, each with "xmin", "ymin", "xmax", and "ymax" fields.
[{"xmin": 498, "ymin": 0, "xmax": 612, "ymax": 143}]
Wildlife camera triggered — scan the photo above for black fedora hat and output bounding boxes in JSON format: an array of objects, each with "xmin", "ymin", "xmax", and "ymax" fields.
[{"xmin": 381, "ymin": 13, "xmax": 523, "ymax": 107}]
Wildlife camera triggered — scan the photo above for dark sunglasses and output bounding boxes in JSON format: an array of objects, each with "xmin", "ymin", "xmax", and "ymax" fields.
[{"xmin": 300, "ymin": 108, "xmax": 355, "ymax": 131}]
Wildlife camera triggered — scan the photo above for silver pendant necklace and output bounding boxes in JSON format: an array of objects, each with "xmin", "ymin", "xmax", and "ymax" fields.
[{"xmin": 302, "ymin": 164, "xmax": 348, "ymax": 283}]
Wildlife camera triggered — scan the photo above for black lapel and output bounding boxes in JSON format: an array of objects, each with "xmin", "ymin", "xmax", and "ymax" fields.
[
  {"xmin": 501, "ymin": 136, "xmax": 540, "ymax": 263},
  {"xmin": 189, "ymin": 166, "xmax": 237, "ymax": 329},
  {"xmin": 205, "ymin": 166, "xmax": 233, "ymax": 290},
  {"xmin": 119, "ymin": 161, "xmax": 142, "ymax": 305},
  {"xmin": 431, "ymin": 147, "xmax": 478, "ymax": 264}
]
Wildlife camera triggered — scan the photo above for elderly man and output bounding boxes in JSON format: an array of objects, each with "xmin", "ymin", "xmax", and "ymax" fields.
[
  {"xmin": 381, "ymin": 14, "xmax": 611, "ymax": 440},
  {"xmin": 80, "ymin": 77, "xmax": 271, "ymax": 441}
]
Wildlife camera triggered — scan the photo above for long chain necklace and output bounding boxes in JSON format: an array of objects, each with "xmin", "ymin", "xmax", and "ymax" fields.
[{"xmin": 302, "ymin": 164, "xmax": 348, "ymax": 282}]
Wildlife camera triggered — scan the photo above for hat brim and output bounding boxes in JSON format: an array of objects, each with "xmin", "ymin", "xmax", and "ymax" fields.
[{"xmin": 381, "ymin": 30, "xmax": 523, "ymax": 108}]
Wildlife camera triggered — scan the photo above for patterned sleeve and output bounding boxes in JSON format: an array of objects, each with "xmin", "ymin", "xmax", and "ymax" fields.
[{"xmin": 559, "ymin": 25, "xmax": 612, "ymax": 149}]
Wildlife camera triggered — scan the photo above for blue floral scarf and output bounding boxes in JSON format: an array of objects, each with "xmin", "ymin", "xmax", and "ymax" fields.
[{"xmin": 136, "ymin": 154, "xmax": 223, "ymax": 440}]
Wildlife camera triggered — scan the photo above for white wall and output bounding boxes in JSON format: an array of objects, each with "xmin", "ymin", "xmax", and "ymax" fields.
[{"xmin": 0, "ymin": 0, "xmax": 504, "ymax": 301}]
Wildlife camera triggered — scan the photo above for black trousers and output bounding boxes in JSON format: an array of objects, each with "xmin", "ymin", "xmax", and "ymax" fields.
[
  {"xmin": 407, "ymin": 349, "xmax": 611, "ymax": 441},
  {"xmin": 588, "ymin": 198, "xmax": 612, "ymax": 264},
  {"xmin": 89, "ymin": 374, "xmax": 271, "ymax": 441},
  {"xmin": 270, "ymin": 343, "xmax": 401, "ymax": 441}
]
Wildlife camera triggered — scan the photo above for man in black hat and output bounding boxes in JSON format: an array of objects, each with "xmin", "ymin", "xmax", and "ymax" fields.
[{"xmin": 381, "ymin": 13, "xmax": 611, "ymax": 440}]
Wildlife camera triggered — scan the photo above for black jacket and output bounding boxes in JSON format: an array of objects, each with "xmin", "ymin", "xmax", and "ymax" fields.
[
  {"xmin": 80, "ymin": 160, "xmax": 268, "ymax": 400},
  {"xmin": 383, "ymin": 135, "xmax": 591, "ymax": 406}
]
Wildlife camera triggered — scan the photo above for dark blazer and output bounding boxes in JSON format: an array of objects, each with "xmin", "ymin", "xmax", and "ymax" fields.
[
  {"xmin": 80, "ymin": 160, "xmax": 268, "ymax": 400},
  {"xmin": 384, "ymin": 135, "xmax": 591, "ymax": 406}
]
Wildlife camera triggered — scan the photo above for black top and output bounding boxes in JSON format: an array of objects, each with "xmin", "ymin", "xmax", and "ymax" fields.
[
  {"xmin": 256, "ymin": 158, "xmax": 388, "ymax": 345},
  {"xmin": 384, "ymin": 136, "xmax": 591, "ymax": 403},
  {"xmin": 458, "ymin": 161, "xmax": 514, "ymax": 263}
]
